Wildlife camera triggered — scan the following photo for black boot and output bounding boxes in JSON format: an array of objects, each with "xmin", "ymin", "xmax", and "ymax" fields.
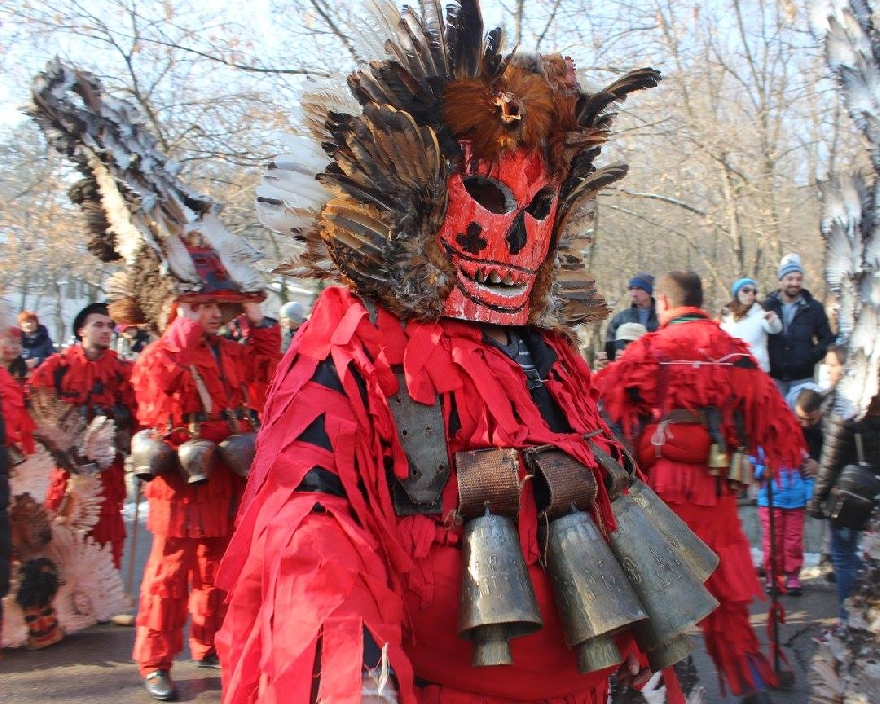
[
  {"xmin": 144, "ymin": 669, "xmax": 177, "ymax": 701},
  {"xmin": 194, "ymin": 651, "xmax": 221, "ymax": 669}
]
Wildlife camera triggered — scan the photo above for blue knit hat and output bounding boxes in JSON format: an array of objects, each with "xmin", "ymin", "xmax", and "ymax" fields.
[
  {"xmin": 628, "ymin": 272, "xmax": 654, "ymax": 295},
  {"xmin": 777, "ymin": 253, "xmax": 804, "ymax": 280},
  {"xmin": 731, "ymin": 277, "xmax": 757, "ymax": 297}
]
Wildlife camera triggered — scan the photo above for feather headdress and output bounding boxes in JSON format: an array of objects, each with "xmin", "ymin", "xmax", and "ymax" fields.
[
  {"xmin": 28, "ymin": 60, "xmax": 267, "ymax": 329},
  {"xmin": 818, "ymin": 0, "xmax": 880, "ymax": 416},
  {"xmin": 259, "ymin": 0, "xmax": 660, "ymax": 326}
]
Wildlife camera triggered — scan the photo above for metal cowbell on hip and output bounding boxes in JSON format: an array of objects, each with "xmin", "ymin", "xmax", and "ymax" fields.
[
  {"xmin": 545, "ymin": 510, "xmax": 647, "ymax": 673},
  {"xmin": 177, "ymin": 438, "xmax": 216, "ymax": 485},
  {"xmin": 130, "ymin": 429, "xmax": 176, "ymax": 482},
  {"xmin": 217, "ymin": 432, "xmax": 257, "ymax": 478},
  {"xmin": 606, "ymin": 494, "xmax": 718, "ymax": 660},
  {"xmin": 458, "ymin": 511, "xmax": 543, "ymax": 667}
]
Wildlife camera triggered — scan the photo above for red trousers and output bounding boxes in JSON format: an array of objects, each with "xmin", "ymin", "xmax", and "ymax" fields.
[
  {"xmin": 133, "ymin": 534, "xmax": 228, "ymax": 675},
  {"xmin": 758, "ymin": 507, "xmax": 805, "ymax": 579}
]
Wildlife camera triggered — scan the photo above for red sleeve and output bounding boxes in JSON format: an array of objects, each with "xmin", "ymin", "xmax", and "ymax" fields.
[
  {"xmin": 131, "ymin": 318, "xmax": 205, "ymax": 428},
  {"xmin": 1, "ymin": 367, "xmax": 35, "ymax": 453},
  {"xmin": 227, "ymin": 321, "xmax": 282, "ymax": 385},
  {"xmin": 217, "ymin": 290, "xmax": 416, "ymax": 704}
]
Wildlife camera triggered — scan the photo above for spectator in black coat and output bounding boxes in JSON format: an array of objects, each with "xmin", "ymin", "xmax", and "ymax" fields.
[
  {"xmin": 763, "ymin": 254, "xmax": 834, "ymax": 396},
  {"xmin": 18, "ymin": 311, "xmax": 54, "ymax": 371},
  {"xmin": 604, "ymin": 272, "xmax": 658, "ymax": 360}
]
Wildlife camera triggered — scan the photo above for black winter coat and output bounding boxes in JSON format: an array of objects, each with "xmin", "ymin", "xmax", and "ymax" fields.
[
  {"xmin": 813, "ymin": 414, "xmax": 880, "ymax": 507},
  {"xmin": 763, "ymin": 289, "xmax": 834, "ymax": 382},
  {"xmin": 605, "ymin": 302, "xmax": 659, "ymax": 343},
  {"xmin": 21, "ymin": 324, "xmax": 54, "ymax": 367}
]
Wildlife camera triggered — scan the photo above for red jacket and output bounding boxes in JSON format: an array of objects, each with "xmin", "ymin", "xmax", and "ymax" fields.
[
  {"xmin": 131, "ymin": 316, "xmax": 281, "ymax": 537},
  {"xmin": 29, "ymin": 344, "xmax": 134, "ymax": 418}
]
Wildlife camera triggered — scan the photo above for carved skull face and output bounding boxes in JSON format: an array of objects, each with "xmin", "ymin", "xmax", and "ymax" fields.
[{"xmin": 438, "ymin": 146, "xmax": 559, "ymax": 325}]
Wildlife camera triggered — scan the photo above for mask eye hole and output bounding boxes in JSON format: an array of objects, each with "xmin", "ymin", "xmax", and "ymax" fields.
[
  {"xmin": 462, "ymin": 176, "xmax": 516, "ymax": 214},
  {"xmin": 525, "ymin": 187, "xmax": 556, "ymax": 220}
]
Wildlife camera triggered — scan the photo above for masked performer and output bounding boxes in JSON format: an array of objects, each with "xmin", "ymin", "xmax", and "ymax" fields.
[
  {"xmin": 30, "ymin": 302, "xmax": 134, "ymax": 570},
  {"xmin": 596, "ymin": 271, "xmax": 805, "ymax": 703},
  {"xmin": 217, "ymin": 3, "xmax": 723, "ymax": 703},
  {"xmin": 28, "ymin": 61, "xmax": 280, "ymax": 700}
]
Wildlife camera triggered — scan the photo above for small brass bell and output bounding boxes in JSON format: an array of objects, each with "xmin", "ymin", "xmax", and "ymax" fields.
[
  {"xmin": 707, "ymin": 443, "xmax": 729, "ymax": 475},
  {"xmin": 626, "ymin": 479, "xmax": 719, "ymax": 582},
  {"xmin": 458, "ymin": 510, "xmax": 543, "ymax": 666},
  {"xmin": 607, "ymin": 494, "xmax": 718, "ymax": 655},
  {"xmin": 546, "ymin": 510, "xmax": 647, "ymax": 673}
]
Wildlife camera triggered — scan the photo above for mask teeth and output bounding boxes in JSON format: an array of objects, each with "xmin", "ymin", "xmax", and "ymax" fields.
[
  {"xmin": 489, "ymin": 271, "xmax": 502, "ymax": 284},
  {"xmin": 503, "ymin": 273, "xmax": 514, "ymax": 286},
  {"xmin": 476, "ymin": 268, "xmax": 487, "ymax": 283}
]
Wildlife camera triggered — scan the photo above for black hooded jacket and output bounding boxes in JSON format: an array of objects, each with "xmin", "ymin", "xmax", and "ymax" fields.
[{"xmin": 763, "ymin": 288, "xmax": 834, "ymax": 382}]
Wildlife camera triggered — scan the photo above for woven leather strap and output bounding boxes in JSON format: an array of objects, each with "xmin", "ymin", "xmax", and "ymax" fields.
[
  {"xmin": 455, "ymin": 448, "xmax": 521, "ymax": 520},
  {"xmin": 522, "ymin": 446, "xmax": 598, "ymax": 519}
]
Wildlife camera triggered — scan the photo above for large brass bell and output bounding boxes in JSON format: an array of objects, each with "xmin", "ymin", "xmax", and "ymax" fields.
[
  {"xmin": 606, "ymin": 494, "xmax": 718, "ymax": 656},
  {"xmin": 458, "ymin": 510, "xmax": 543, "ymax": 666},
  {"xmin": 626, "ymin": 479, "xmax": 719, "ymax": 582},
  {"xmin": 177, "ymin": 436, "xmax": 217, "ymax": 485},
  {"xmin": 218, "ymin": 432, "xmax": 257, "ymax": 478},
  {"xmin": 130, "ymin": 429, "xmax": 176, "ymax": 482},
  {"xmin": 546, "ymin": 510, "xmax": 647, "ymax": 673}
]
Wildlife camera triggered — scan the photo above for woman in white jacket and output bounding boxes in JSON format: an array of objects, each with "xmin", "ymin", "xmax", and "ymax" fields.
[{"xmin": 720, "ymin": 277, "xmax": 782, "ymax": 372}]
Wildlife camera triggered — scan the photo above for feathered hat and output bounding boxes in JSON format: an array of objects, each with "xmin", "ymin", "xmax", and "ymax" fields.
[
  {"xmin": 258, "ymin": 0, "xmax": 659, "ymax": 327},
  {"xmin": 28, "ymin": 61, "xmax": 268, "ymax": 330}
]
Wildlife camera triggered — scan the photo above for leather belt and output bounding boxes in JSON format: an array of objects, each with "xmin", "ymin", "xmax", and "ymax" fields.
[
  {"xmin": 183, "ymin": 409, "xmax": 255, "ymax": 424},
  {"xmin": 662, "ymin": 409, "xmax": 704, "ymax": 424}
]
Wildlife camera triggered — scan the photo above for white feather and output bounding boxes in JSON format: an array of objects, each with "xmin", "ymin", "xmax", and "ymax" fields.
[{"xmin": 194, "ymin": 212, "xmax": 266, "ymax": 293}]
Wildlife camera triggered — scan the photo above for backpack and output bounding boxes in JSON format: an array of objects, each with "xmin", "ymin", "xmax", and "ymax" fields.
[{"xmin": 827, "ymin": 433, "xmax": 880, "ymax": 531}]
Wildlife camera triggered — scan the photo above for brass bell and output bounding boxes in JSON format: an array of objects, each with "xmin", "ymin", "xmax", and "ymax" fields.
[
  {"xmin": 707, "ymin": 443, "xmax": 729, "ymax": 475},
  {"xmin": 647, "ymin": 633, "xmax": 695, "ymax": 671},
  {"xmin": 727, "ymin": 448, "xmax": 753, "ymax": 486},
  {"xmin": 177, "ymin": 438, "xmax": 217, "ymax": 485},
  {"xmin": 217, "ymin": 432, "xmax": 257, "ymax": 478},
  {"xmin": 130, "ymin": 429, "xmax": 176, "ymax": 482},
  {"xmin": 606, "ymin": 494, "xmax": 718, "ymax": 654},
  {"xmin": 626, "ymin": 479, "xmax": 719, "ymax": 582},
  {"xmin": 546, "ymin": 510, "xmax": 647, "ymax": 673},
  {"xmin": 458, "ymin": 510, "xmax": 543, "ymax": 666}
]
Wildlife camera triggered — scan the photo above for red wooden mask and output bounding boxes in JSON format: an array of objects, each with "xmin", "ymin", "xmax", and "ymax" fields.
[{"xmin": 438, "ymin": 145, "xmax": 559, "ymax": 324}]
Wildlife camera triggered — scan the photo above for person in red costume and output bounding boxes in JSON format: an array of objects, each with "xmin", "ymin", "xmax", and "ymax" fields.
[
  {"xmin": 30, "ymin": 302, "xmax": 134, "ymax": 570},
  {"xmin": 214, "ymin": 4, "xmax": 717, "ymax": 703},
  {"xmin": 132, "ymin": 298, "xmax": 280, "ymax": 701},
  {"xmin": 596, "ymin": 271, "xmax": 806, "ymax": 704},
  {"xmin": 1, "ymin": 318, "xmax": 36, "ymax": 650}
]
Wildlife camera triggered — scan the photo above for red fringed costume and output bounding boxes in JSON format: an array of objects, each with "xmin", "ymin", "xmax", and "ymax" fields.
[
  {"xmin": 131, "ymin": 316, "xmax": 280, "ymax": 676},
  {"xmin": 596, "ymin": 308, "xmax": 806, "ymax": 695},
  {"xmin": 1, "ymin": 365, "xmax": 36, "ymax": 648},
  {"xmin": 218, "ymin": 287, "xmax": 640, "ymax": 703},
  {"xmin": 30, "ymin": 344, "xmax": 133, "ymax": 568}
]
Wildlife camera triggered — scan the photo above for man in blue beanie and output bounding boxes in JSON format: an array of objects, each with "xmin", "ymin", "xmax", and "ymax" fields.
[
  {"xmin": 604, "ymin": 272, "xmax": 658, "ymax": 358},
  {"xmin": 763, "ymin": 253, "xmax": 834, "ymax": 395}
]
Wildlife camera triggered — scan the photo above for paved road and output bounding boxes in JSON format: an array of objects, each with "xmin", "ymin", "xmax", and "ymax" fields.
[{"xmin": 2, "ymin": 511, "xmax": 838, "ymax": 703}]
